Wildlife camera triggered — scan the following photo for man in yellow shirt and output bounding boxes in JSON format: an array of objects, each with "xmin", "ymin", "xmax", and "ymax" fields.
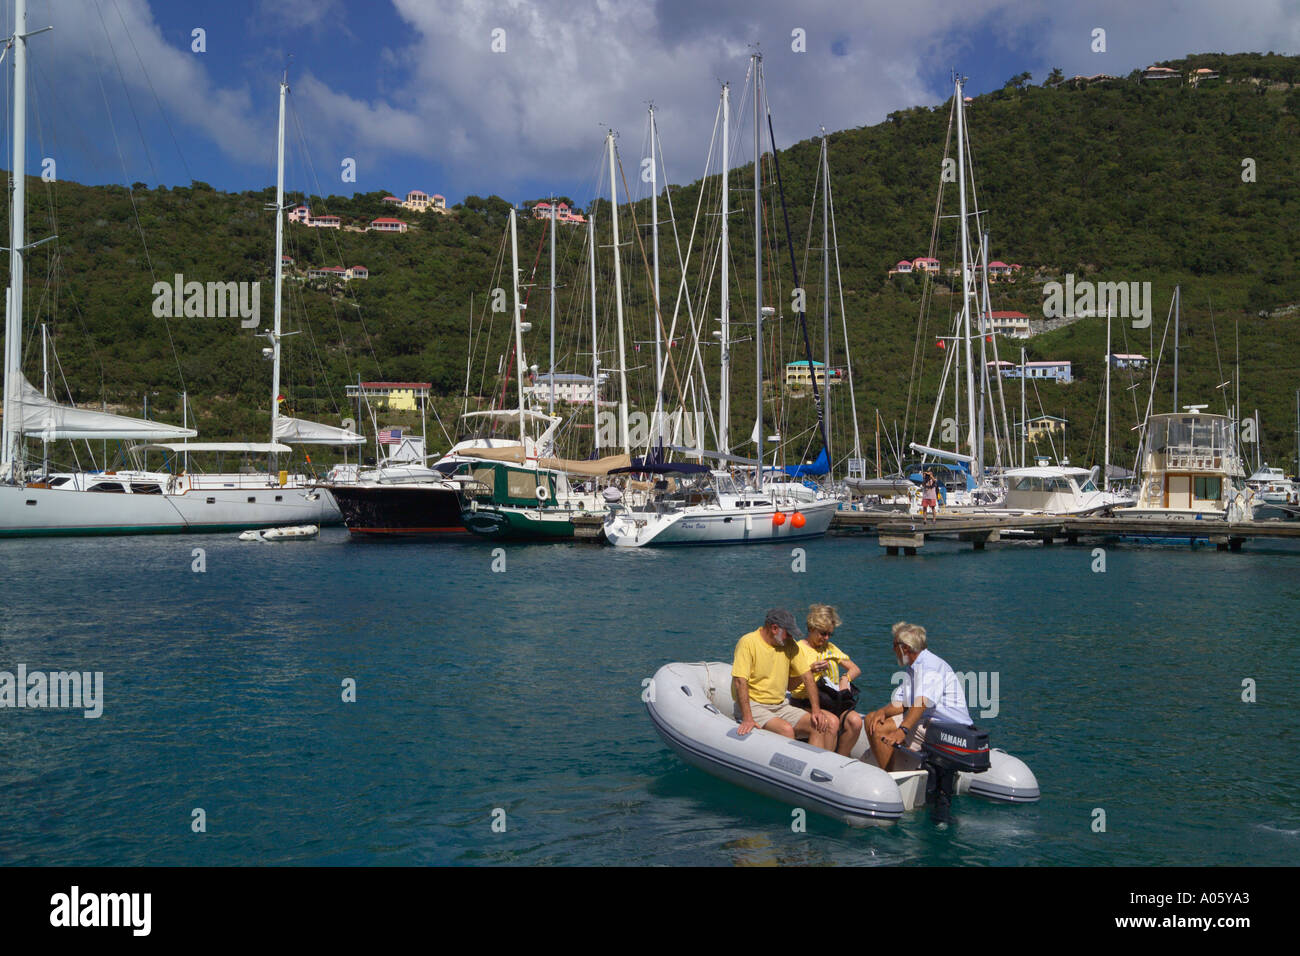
[{"xmin": 732, "ymin": 608, "xmax": 838, "ymax": 749}]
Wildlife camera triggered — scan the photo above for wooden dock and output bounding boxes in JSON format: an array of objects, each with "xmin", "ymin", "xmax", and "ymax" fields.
[
  {"xmin": 828, "ymin": 509, "xmax": 1300, "ymax": 554},
  {"xmin": 570, "ymin": 513, "xmax": 608, "ymax": 540}
]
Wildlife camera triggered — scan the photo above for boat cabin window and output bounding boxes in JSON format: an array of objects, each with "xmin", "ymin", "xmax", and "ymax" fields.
[
  {"xmin": 1079, "ymin": 479, "xmax": 1098, "ymax": 493},
  {"xmin": 48, "ymin": 476, "xmax": 70, "ymax": 487},
  {"xmin": 434, "ymin": 461, "xmax": 467, "ymax": 477},
  {"xmin": 711, "ymin": 472, "xmax": 739, "ymax": 497},
  {"xmin": 1194, "ymin": 476, "xmax": 1222, "ymax": 500},
  {"xmin": 89, "ymin": 482, "xmax": 126, "ymax": 493},
  {"xmin": 131, "ymin": 483, "xmax": 164, "ymax": 495}
]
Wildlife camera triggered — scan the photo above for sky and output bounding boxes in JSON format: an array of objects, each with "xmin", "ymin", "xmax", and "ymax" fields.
[{"xmin": 5, "ymin": 0, "xmax": 1298, "ymax": 208}]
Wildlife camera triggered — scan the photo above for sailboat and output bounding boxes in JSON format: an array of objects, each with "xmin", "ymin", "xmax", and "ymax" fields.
[
  {"xmin": 327, "ymin": 204, "xmax": 621, "ymax": 536},
  {"xmin": 602, "ymin": 54, "xmax": 838, "ymax": 547},
  {"xmin": 906, "ymin": 76, "xmax": 1020, "ymax": 510},
  {"xmin": 0, "ymin": 23, "xmax": 359, "ymax": 536}
]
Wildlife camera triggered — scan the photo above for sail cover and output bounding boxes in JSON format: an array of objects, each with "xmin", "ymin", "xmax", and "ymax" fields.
[
  {"xmin": 454, "ymin": 445, "xmax": 631, "ymax": 476},
  {"xmin": 781, "ymin": 448, "xmax": 830, "ymax": 478},
  {"xmin": 13, "ymin": 376, "xmax": 197, "ymax": 441},
  {"xmin": 273, "ymin": 415, "xmax": 365, "ymax": 445}
]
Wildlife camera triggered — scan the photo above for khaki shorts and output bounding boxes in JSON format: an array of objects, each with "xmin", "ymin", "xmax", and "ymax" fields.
[
  {"xmin": 735, "ymin": 699, "xmax": 810, "ymax": 730},
  {"xmin": 891, "ymin": 714, "xmax": 928, "ymax": 752}
]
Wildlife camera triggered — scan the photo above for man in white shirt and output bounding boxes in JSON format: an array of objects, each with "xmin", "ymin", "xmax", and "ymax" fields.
[{"xmin": 863, "ymin": 622, "xmax": 972, "ymax": 770}]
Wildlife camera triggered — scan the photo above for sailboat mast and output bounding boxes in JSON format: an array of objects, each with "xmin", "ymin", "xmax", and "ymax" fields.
[
  {"xmin": 549, "ymin": 196, "xmax": 556, "ymax": 416},
  {"xmin": 588, "ymin": 213, "xmax": 600, "ymax": 452},
  {"xmin": 977, "ymin": 231, "xmax": 989, "ymax": 472},
  {"xmin": 719, "ymin": 83, "xmax": 731, "ymax": 455},
  {"xmin": 649, "ymin": 104, "xmax": 663, "ymax": 447},
  {"xmin": 753, "ymin": 53, "xmax": 764, "ymax": 486},
  {"xmin": 3, "ymin": 0, "xmax": 29, "ymax": 478},
  {"xmin": 822, "ymin": 132, "xmax": 831, "ymax": 478},
  {"xmin": 269, "ymin": 72, "xmax": 289, "ymax": 462},
  {"xmin": 1105, "ymin": 303, "xmax": 1112, "ymax": 491},
  {"xmin": 1173, "ymin": 284, "xmax": 1180, "ymax": 411},
  {"xmin": 1020, "ymin": 346, "xmax": 1027, "ymax": 467},
  {"xmin": 41, "ymin": 322, "xmax": 48, "ymax": 475},
  {"xmin": 266, "ymin": 70, "xmax": 292, "ymax": 468},
  {"xmin": 606, "ymin": 132, "xmax": 630, "ymax": 454},
  {"xmin": 509, "ymin": 208, "xmax": 527, "ymax": 443},
  {"xmin": 954, "ymin": 77, "xmax": 978, "ymax": 480}
]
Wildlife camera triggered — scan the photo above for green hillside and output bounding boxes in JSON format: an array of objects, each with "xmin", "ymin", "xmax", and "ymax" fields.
[{"xmin": 6, "ymin": 51, "xmax": 1300, "ymax": 473}]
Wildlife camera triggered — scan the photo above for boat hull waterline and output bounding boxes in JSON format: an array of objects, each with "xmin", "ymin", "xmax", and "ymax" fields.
[{"xmin": 327, "ymin": 483, "xmax": 472, "ymax": 536}]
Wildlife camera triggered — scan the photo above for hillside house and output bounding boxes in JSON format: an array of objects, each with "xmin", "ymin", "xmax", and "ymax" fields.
[
  {"xmin": 1109, "ymin": 353, "xmax": 1148, "ymax": 369},
  {"xmin": 345, "ymin": 382, "xmax": 431, "ymax": 412},
  {"xmin": 982, "ymin": 311, "xmax": 1031, "ymax": 338},
  {"xmin": 785, "ymin": 360, "xmax": 843, "ymax": 389},
  {"xmin": 1142, "ymin": 65, "xmax": 1180, "ymax": 82}
]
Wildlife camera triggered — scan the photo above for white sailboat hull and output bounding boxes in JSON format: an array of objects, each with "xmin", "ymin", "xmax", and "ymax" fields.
[
  {"xmin": 604, "ymin": 497, "xmax": 837, "ymax": 547},
  {"xmin": 0, "ymin": 481, "xmax": 339, "ymax": 537}
]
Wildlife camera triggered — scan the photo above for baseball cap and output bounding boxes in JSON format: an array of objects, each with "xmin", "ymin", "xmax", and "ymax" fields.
[{"xmin": 764, "ymin": 608, "xmax": 804, "ymax": 641}]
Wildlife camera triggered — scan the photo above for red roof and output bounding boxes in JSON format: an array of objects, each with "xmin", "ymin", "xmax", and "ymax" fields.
[
  {"xmin": 984, "ymin": 310, "xmax": 1030, "ymax": 319},
  {"xmin": 351, "ymin": 265, "xmax": 367, "ymax": 271},
  {"xmin": 371, "ymin": 218, "xmax": 406, "ymax": 224},
  {"xmin": 913, "ymin": 257, "xmax": 939, "ymax": 264},
  {"xmin": 988, "ymin": 260, "xmax": 1009, "ymax": 268}
]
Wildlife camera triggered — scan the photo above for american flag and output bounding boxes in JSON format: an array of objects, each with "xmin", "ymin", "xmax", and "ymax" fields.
[{"xmin": 378, "ymin": 428, "xmax": 402, "ymax": 445}]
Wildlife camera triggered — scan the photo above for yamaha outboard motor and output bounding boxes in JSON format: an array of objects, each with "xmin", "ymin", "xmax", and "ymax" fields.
[{"xmin": 919, "ymin": 720, "xmax": 991, "ymax": 825}]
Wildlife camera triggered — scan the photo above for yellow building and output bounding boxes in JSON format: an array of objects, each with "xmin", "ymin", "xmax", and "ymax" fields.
[
  {"xmin": 1020, "ymin": 415, "xmax": 1067, "ymax": 442},
  {"xmin": 785, "ymin": 360, "xmax": 842, "ymax": 389},
  {"xmin": 345, "ymin": 382, "xmax": 431, "ymax": 412}
]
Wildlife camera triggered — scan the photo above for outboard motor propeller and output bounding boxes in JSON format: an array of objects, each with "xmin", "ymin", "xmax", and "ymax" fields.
[{"xmin": 918, "ymin": 720, "xmax": 992, "ymax": 825}]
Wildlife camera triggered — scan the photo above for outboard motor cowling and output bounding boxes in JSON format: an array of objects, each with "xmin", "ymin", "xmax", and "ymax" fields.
[{"xmin": 919, "ymin": 720, "xmax": 991, "ymax": 824}]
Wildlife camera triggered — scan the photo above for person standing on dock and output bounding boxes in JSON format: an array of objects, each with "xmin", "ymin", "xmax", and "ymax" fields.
[
  {"xmin": 731, "ymin": 609, "xmax": 838, "ymax": 750},
  {"xmin": 921, "ymin": 471, "xmax": 939, "ymax": 521}
]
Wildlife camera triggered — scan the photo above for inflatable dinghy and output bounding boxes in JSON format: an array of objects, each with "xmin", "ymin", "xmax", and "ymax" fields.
[
  {"xmin": 646, "ymin": 662, "xmax": 1039, "ymax": 827},
  {"xmin": 238, "ymin": 524, "xmax": 320, "ymax": 542}
]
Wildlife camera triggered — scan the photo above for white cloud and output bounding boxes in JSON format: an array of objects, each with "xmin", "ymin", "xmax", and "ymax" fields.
[{"xmin": 24, "ymin": 0, "xmax": 1300, "ymax": 198}]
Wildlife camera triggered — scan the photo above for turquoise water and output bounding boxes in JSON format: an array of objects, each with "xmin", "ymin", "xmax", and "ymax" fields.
[{"xmin": 1, "ymin": 531, "xmax": 1297, "ymax": 865}]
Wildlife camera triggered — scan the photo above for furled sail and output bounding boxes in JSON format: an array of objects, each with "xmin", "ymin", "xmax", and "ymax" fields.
[
  {"xmin": 273, "ymin": 415, "xmax": 364, "ymax": 445},
  {"xmin": 454, "ymin": 444, "xmax": 631, "ymax": 476},
  {"xmin": 13, "ymin": 377, "xmax": 197, "ymax": 441}
]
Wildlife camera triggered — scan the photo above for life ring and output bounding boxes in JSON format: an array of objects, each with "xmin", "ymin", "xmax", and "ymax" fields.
[{"xmin": 536, "ymin": 485, "xmax": 550, "ymax": 502}]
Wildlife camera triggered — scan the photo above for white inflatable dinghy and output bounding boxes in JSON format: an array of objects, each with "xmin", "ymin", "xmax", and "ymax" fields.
[
  {"xmin": 645, "ymin": 661, "xmax": 1039, "ymax": 827},
  {"xmin": 238, "ymin": 524, "xmax": 320, "ymax": 542}
]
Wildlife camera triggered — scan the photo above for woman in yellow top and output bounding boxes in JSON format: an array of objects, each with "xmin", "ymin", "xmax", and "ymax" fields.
[{"xmin": 790, "ymin": 604, "xmax": 864, "ymax": 756}]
